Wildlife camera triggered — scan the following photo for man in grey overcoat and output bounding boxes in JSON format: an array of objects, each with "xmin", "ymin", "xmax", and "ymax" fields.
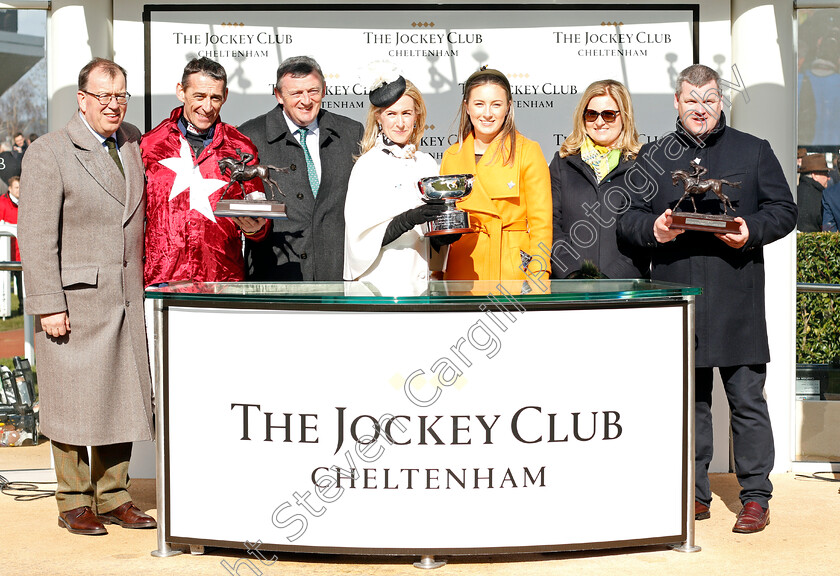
[
  {"xmin": 239, "ymin": 56, "xmax": 363, "ymax": 280},
  {"xmin": 18, "ymin": 58, "xmax": 156, "ymax": 536}
]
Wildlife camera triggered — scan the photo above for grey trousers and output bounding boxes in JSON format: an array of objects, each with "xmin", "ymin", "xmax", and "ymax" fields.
[{"xmin": 695, "ymin": 364, "xmax": 774, "ymax": 509}]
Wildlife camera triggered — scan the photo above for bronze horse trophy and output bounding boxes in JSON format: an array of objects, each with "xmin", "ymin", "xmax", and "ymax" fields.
[
  {"xmin": 217, "ymin": 152, "xmax": 289, "ymax": 199},
  {"xmin": 669, "ymin": 161, "xmax": 741, "ymax": 233},
  {"xmin": 212, "ymin": 150, "xmax": 289, "ymax": 220},
  {"xmin": 672, "ymin": 161, "xmax": 739, "ymax": 214}
]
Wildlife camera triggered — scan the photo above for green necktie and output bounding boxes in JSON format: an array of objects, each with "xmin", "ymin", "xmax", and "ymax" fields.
[
  {"xmin": 298, "ymin": 128, "xmax": 319, "ymax": 197},
  {"xmin": 105, "ymin": 137, "xmax": 124, "ymax": 177}
]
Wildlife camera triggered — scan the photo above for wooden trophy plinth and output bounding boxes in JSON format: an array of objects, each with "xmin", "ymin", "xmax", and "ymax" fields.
[{"xmin": 671, "ymin": 212, "xmax": 740, "ymax": 234}]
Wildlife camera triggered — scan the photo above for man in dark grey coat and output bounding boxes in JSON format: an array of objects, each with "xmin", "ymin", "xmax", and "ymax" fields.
[
  {"xmin": 19, "ymin": 58, "xmax": 156, "ymax": 536},
  {"xmin": 239, "ymin": 56, "xmax": 363, "ymax": 280},
  {"xmin": 617, "ymin": 64, "xmax": 797, "ymax": 534}
]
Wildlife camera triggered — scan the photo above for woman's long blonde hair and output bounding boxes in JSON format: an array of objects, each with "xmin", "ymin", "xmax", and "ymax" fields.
[
  {"xmin": 559, "ymin": 79, "xmax": 641, "ymax": 160},
  {"xmin": 455, "ymin": 71, "xmax": 517, "ymax": 166},
  {"xmin": 359, "ymin": 78, "xmax": 427, "ymax": 154}
]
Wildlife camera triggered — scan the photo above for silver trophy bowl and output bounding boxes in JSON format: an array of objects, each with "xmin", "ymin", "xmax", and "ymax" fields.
[{"xmin": 417, "ymin": 174, "xmax": 475, "ymax": 236}]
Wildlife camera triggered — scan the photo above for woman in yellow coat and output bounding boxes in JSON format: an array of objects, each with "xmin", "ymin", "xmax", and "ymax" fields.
[{"xmin": 441, "ymin": 67, "xmax": 552, "ymax": 282}]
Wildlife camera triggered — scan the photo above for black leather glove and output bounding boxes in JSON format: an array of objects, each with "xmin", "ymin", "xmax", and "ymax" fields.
[
  {"xmin": 382, "ymin": 203, "xmax": 446, "ymax": 246},
  {"xmin": 430, "ymin": 234, "xmax": 462, "ymax": 251}
]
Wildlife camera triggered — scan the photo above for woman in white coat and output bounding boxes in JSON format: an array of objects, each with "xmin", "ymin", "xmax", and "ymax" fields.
[{"xmin": 343, "ymin": 75, "xmax": 442, "ymax": 293}]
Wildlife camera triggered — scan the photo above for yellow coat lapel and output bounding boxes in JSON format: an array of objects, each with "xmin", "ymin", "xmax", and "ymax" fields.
[
  {"xmin": 442, "ymin": 133, "xmax": 502, "ymax": 219},
  {"xmin": 476, "ymin": 134, "xmax": 522, "ymax": 202}
]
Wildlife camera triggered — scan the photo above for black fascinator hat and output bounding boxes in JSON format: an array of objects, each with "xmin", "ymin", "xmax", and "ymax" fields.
[{"xmin": 369, "ymin": 75, "xmax": 407, "ymax": 108}]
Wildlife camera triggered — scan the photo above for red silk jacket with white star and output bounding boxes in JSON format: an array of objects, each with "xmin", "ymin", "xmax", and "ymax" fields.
[{"xmin": 141, "ymin": 107, "xmax": 268, "ymax": 286}]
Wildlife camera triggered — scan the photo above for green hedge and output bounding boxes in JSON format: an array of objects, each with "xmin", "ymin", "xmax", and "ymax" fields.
[{"xmin": 797, "ymin": 232, "xmax": 840, "ymax": 363}]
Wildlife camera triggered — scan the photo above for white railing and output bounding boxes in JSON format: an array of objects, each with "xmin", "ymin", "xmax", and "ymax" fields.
[{"xmin": 0, "ymin": 223, "xmax": 34, "ymax": 364}]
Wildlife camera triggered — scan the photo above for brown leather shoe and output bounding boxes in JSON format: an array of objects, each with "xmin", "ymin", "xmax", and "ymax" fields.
[
  {"xmin": 58, "ymin": 506, "xmax": 108, "ymax": 535},
  {"xmin": 695, "ymin": 500, "xmax": 710, "ymax": 520},
  {"xmin": 732, "ymin": 501, "xmax": 770, "ymax": 533},
  {"xmin": 97, "ymin": 501, "xmax": 157, "ymax": 529}
]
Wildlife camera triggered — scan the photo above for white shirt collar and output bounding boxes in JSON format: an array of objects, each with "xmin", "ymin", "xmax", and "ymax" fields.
[
  {"xmin": 78, "ymin": 111, "xmax": 116, "ymax": 146},
  {"xmin": 283, "ymin": 109, "xmax": 319, "ymax": 138}
]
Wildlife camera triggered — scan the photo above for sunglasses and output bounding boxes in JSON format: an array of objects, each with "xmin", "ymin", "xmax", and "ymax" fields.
[{"xmin": 583, "ymin": 109, "xmax": 620, "ymax": 123}]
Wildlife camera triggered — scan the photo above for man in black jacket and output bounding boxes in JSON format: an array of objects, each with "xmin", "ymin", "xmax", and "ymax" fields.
[
  {"xmin": 0, "ymin": 142, "xmax": 21, "ymax": 186},
  {"xmin": 240, "ymin": 56, "xmax": 363, "ymax": 280},
  {"xmin": 617, "ymin": 64, "xmax": 797, "ymax": 534},
  {"xmin": 796, "ymin": 153, "xmax": 830, "ymax": 232},
  {"xmin": 11, "ymin": 133, "xmax": 27, "ymax": 159}
]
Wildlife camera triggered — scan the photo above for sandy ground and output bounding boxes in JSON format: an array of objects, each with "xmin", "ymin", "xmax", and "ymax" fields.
[{"xmin": 1, "ymin": 471, "xmax": 838, "ymax": 576}]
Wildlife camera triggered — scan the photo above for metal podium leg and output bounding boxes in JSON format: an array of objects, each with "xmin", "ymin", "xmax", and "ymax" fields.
[
  {"xmin": 672, "ymin": 295, "xmax": 700, "ymax": 553},
  {"xmin": 413, "ymin": 555, "xmax": 446, "ymax": 569},
  {"xmin": 151, "ymin": 299, "xmax": 182, "ymax": 558}
]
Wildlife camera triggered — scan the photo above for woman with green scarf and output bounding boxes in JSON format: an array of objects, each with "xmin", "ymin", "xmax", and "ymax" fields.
[{"xmin": 549, "ymin": 80, "xmax": 649, "ymax": 279}]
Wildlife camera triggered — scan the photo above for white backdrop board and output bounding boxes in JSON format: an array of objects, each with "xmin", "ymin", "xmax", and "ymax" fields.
[
  {"xmin": 143, "ymin": 4, "xmax": 698, "ymax": 161},
  {"xmin": 161, "ymin": 300, "xmax": 689, "ymax": 553}
]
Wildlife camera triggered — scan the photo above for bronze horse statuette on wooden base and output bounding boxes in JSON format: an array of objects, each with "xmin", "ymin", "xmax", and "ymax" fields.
[
  {"xmin": 213, "ymin": 150, "xmax": 290, "ymax": 220},
  {"xmin": 217, "ymin": 154, "xmax": 289, "ymax": 199},
  {"xmin": 670, "ymin": 162, "xmax": 741, "ymax": 233}
]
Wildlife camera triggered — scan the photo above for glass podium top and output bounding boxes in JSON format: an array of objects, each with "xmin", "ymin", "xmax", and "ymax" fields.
[{"xmin": 146, "ymin": 279, "xmax": 700, "ymax": 306}]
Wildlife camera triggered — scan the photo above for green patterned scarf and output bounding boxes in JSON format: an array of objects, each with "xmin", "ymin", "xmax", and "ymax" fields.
[{"xmin": 580, "ymin": 136, "xmax": 620, "ymax": 183}]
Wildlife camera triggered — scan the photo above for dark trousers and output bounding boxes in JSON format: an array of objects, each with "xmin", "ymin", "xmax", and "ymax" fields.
[
  {"xmin": 51, "ymin": 440, "xmax": 133, "ymax": 514},
  {"xmin": 695, "ymin": 364, "xmax": 774, "ymax": 509}
]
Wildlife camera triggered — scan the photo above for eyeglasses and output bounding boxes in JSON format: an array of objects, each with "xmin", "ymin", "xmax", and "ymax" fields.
[
  {"xmin": 583, "ymin": 109, "xmax": 620, "ymax": 123},
  {"xmin": 82, "ymin": 91, "xmax": 131, "ymax": 105}
]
